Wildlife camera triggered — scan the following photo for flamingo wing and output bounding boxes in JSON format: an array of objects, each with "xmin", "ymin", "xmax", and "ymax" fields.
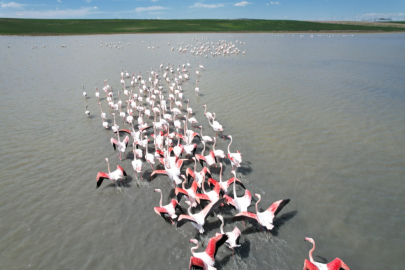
[
  {"xmin": 177, "ymin": 214, "xmax": 197, "ymax": 228},
  {"xmin": 96, "ymin": 172, "xmax": 109, "ymax": 188},
  {"xmin": 150, "ymin": 170, "xmax": 168, "ymax": 180},
  {"xmin": 267, "ymin": 199, "xmax": 290, "ymax": 216},
  {"xmin": 189, "ymin": 257, "xmax": 205, "ymax": 270},
  {"xmin": 123, "ymin": 136, "xmax": 130, "ymax": 147},
  {"xmin": 118, "ymin": 129, "xmax": 131, "ymax": 135},
  {"xmin": 116, "ymin": 165, "xmax": 127, "ymax": 176},
  {"xmin": 154, "ymin": 207, "xmax": 169, "ymax": 217},
  {"xmin": 303, "ymin": 259, "xmax": 320, "ymax": 270},
  {"xmin": 327, "ymin": 258, "xmax": 350, "ymax": 270},
  {"xmin": 186, "ymin": 168, "xmax": 195, "ymax": 183},
  {"xmin": 201, "ymin": 198, "xmax": 225, "ymax": 218},
  {"xmin": 233, "ymin": 211, "xmax": 259, "ymax": 223},
  {"xmin": 111, "ymin": 138, "xmax": 119, "ymax": 151},
  {"xmin": 205, "ymin": 234, "xmax": 229, "ymax": 260},
  {"xmin": 226, "ymin": 177, "xmax": 246, "ymax": 189}
]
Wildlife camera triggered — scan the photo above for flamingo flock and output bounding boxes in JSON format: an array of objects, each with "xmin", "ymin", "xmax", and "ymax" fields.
[{"xmin": 84, "ymin": 50, "xmax": 349, "ymax": 269}]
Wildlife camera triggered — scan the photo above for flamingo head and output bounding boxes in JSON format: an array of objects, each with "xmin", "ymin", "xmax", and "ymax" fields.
[
  {"xmin": 98, "ymin": 102, "xmax": 101, "ymax": 105},
  {"xmin": 305, "ymin": 237, "xmax": 315, "ymax": 244},
  {"xmin": 190, "ymin": 239, "xmax": 198, "ymax": 245},
  {"xmin": 228, "ymin": 135, "xmax": 232, "ymax": 139},
  {"xmin": 105, "ymin": 158, "xmax": 108, "ymax": 162},
  {"xmin": 231, "ymin": 170, "xmax": 236, "ymax": 177},
  {"xmin": 255, "ymin": 194, "xmax": 261, "ymax": 199},
  {"xmin": 154, "ymin": 189, "xmax": 161, "ymax": 193},
  {"xmin": 217, "ymin": 215, "xmax": 224, "ymax": 222}
]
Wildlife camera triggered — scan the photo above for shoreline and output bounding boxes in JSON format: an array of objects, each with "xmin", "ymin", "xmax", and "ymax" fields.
[{"xmin": 2, "ymin": 30, "xmax": 405, "ymax": 37}]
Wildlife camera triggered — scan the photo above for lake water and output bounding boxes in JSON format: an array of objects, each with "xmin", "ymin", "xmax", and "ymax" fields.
[{"xmin": 0, "ymin": 33, "xmax": 404, "ymax": 270}]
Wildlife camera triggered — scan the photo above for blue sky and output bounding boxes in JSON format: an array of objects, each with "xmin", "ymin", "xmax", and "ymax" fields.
[{"xmin": 0, "ymin": 0, "xmax": 404, "ymax": 21}]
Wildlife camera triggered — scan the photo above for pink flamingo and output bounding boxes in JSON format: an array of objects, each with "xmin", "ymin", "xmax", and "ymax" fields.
[
  {"xmin": 177, "ymin": 199, "xmax": 224, "ymax": 233},
  {"xmin": 186, "ymin": 157, "xmax": 211, "ymax": 187},
  {"xmin": 153, "ymin": 189, "xmax": 183, "ymax": 225},
  {"xmin": 234, "ymin": 194, "xmax": 290, "ymax": 231},
  {"xmin": 227, "ymin": 135, "xmax": 242, "ymax": 169},
  {"xmin": 96, "ymin": 158, "xmax": 127, "ymax": 188},
  {"xmin": 216, "ymin": 214, "xmax": 241, "ymax": 251},
  {"xmin": 208, "ymin": 164, "xmax": 245, "ymax": 193},
  {"xmin": 110, "ymin": 129, "xmax": 129, "ymax": 161},
  {"xmin": 188, "ymin": 234, "xmax": 228, "ymax": 270},
  {"xmin": 303, "ymin": 238, "xmax": 350, "ymax": 270}
]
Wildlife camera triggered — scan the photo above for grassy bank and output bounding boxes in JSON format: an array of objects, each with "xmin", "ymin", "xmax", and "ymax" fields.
[{"xmin": 0, "ymin": 18, "xmax": 404, "ymax": 35}]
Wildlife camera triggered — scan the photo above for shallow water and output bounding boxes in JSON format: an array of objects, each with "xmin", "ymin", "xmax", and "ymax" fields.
[{"xmin": 0, "ymin": 33, "xmax": 404, "ymax": 270}]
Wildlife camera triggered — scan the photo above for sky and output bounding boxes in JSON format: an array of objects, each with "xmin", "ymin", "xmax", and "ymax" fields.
[{"xmin": 0, "ymin": 0, "xmax": 404, "ymax": 21}]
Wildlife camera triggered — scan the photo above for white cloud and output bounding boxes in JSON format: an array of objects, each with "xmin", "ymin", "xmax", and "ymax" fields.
[
  {"xmin": 94, "ymin": 6, "xmax": 97, "ymax": 9},
  {"xmin": 85, "ymin": 0, "xmax": 91, "ymax": 3},
  {"xmin": 270, "ymin": 2, "xmax": 280, "ymax": 5},
  {"xmin": 1, "ymin": 2, "xmax": 25, "ymax": 8},
  {"xmin": 135, "ymin": 6, "xmax": 167, "ymax": 12},
  {"xmin": 151, "ymin": 0, "xmax": 158, "ymax": 2},
  {"xmin": 12, "ymin": 7, "xmax": 99, "ymax": 18},
  {"xmin": 234, "ymin": 1, "xmax": 252, "ymax": 7},
  {"xmin": 57, "ymin": 0, "xmax": 62, "ymax": 3},
  {"xmin": 189, "ymin": 3, "xmax": 224, "ymax": 8}
]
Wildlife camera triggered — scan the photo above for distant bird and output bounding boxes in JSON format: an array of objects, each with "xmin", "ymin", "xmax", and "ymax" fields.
[
  {"xmin": 227, "ymin": 135, "xmax": 242, "ymax": 169},
  {"xmin": 82, "ymin": 85, "xmax": 87, "ymax": 97},
  {"xmin": 96, "ymin": 158, "xmax": 127, "ymax": 188},
  {"xmin": 85, "ymin": 106, "xmax": 90, "ymax": 116},
  {"xmin": 303, "ymin": 237, "xmax": 350, "ymax": 270}
]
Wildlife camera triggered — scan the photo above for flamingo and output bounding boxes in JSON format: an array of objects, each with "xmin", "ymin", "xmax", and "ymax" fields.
[
  {"xmin": 153, "ymin": 189, "xmax": 183, "ymax": 225},
  {"xmin": 195, "ymin": 175, "xmax": 223, "ymax": 204},
  {"xmin": 110, "ymin": 129, "xmax": 129, "ymax": 161},
  {"xmin": 96, "ymin": 158, "xmax": 127, "ymax": 188},
  {"xmin": 212, "ymin": 137, "xmax": 225, "ymax": 161},
  {"xmin": 132, "ymin": 144, "xmax": 143, "ymax": 180},
  {"xmin": 111, "ymin": 113, "xmax": 119, "ymax": 133},
  {"xmin": 175, "ymin": 176, "xmax": 199, "ymax": 207},
  {"xmin": 234, "ymin": 194, "xmax": 290, "ymax": 231},
  {"xmin": 208, "ymin": 116, "xmax": 224, "ymax": 138},
  {"xmin": 186, "ymin": 157, "xmax": 211, "ymax": 187},
  {"xmin": 203, "ymin": 104, "xmax": 213, "ymax": 120},
  {"xmin": 216, "ymin": 214, "xmax": 241, "ymax": 251},
  {"xmin": 85, "ymin": 106, "xmax": 90, "ymax": 116},
  {"xmin": 144, "ymin": 136, "xmax": 155, "ymax": 169},
  {"xmin": 208, "ymin": 163, "xmax": 245, "ymax": 193},
  {"xmin": 223, "ymin": 171, "xmax": 252, "ymax": 213},
  {"xmin": 98, "ymin": 104, "xmax": 108, "ymax": 128},
  {"xmin": 150, "ymin": 142, "xmax": 185, "ymax": 187},
  {"xmin": 188, "ymin": 234, "xmax": 228, "ymax": 270},
  {"xmin": 199, "ymin": 125, "xmax": 213, "ymax": 143},
  {"xmin": 82, "ymin": 85, "xmax": 87, "ymax": 97},
  {"xmin": 95, "ymin": 87, "xmax": 99, "ymax": 100},
  {"xmin": 227, "ymin": 135, "xmax": 242, "ymax": 169},
  {"xmin": 177, "ymin": 199, "xmax": 224, "ymax": 234},
  {"xmin": 195, "ymin": 80, "xmax": 200, "ymax": 95},
  {"xmin": 195, "ymin": 141, "xmax": 216, "ymax": 167},
  {"xmin": 303, "ymin": 238, "xmax": 350, "ymax": 270},
  {"xmin": 186, "ymin": 99, "xmax": 193, "ymax": 114}
]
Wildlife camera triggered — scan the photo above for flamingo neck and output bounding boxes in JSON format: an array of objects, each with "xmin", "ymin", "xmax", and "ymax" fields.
[
  {"xmin": 204, "ymin": 106, "xmax": 207, "ymax": 115},
  {"xmin": 233, "ymin": 176, "xmax": 237, "ymax": 199},
  {"xmin": 228, "ymin": 137, "xmax": 232, "ymax": 154},
  {"xmin": 190, "ymin": 242, "xmax": 199, "ymax": 255},
  {"xmin": 201, "ymin": 142, "xmax": 206, "ymax": 156},
  {"xmin": 220, "ymin": 219, "xmax": 224, "ymax": 234},
  {"xmin": 159, "ymin": 191, "xmax": 163, "ymax": 207},
  {"xmin": 309, "ymin": 242, "xmax": 315, "ymax": 263},
  {"xmin": 107, "ymin": 160, "xmax": 111, "ymax": 174},
  {"xmin": 219, "ymin": 165, "xmax": 223, "ymax": 183},
  {"xmin": 255, "ymin": 196, "xmax": 261, "ymax": 213}
]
